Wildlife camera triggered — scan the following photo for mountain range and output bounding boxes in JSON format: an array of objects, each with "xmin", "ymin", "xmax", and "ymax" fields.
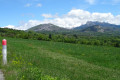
[
  {"xmin": 27, "ymin": 21, "xmax": 120, "ymax": 34},
  {"xmin": 74, "ymin": 21, "xmax": 120, "ymax": 29},
  {"xmin": 28, "ymin": 23, "xmax": 70, "ymax": 33}
]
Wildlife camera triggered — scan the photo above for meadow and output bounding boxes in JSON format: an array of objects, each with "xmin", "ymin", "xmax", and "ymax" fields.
[{"xmin": 0, "ymin": 37, "xmax": 120, "ymax": 80}]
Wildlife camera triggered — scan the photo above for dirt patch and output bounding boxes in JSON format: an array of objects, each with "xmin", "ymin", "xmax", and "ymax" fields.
[{"xmin": 0, "ymin": 70, "xmax": 4, "ymax": 80}]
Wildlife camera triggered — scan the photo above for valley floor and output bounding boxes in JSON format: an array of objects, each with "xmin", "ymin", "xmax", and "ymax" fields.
[{"xmin": 0, "ymin": 37, "xmax": 120, "ymax": 80}]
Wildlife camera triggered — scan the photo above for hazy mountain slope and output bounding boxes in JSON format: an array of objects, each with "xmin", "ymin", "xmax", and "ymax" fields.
[
  {"xmin": 27, "ymin": 23, "xmax": 70, "ymax": 33},
  {"xmin": 74, "ymin": 21, "xmax": 120, "ymax": 29},
  {"xmin": 81, "ymin": 25, "xmax": 104, "ymax": 32},
  {"xmin": 27, "ymin": 22, "xmax": 120, "ymax": 34},
  {"xmin": 73, "ymin": 21, "xmax": 120, "ymax": 32}
]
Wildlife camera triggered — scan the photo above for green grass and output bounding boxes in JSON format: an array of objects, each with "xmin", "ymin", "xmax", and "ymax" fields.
[{"xmin": 0, "ymin": 37, "xmax": 120, "ymax": 80}]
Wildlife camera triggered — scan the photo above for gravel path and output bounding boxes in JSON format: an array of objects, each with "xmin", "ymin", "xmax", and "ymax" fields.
[{"xmin": 0, "ymin": 70, "xmax": 4, "ymax": 80}]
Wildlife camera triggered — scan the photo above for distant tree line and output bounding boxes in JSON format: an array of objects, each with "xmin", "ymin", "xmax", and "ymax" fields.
[{"xmin": 0, "ymin": 28, "xmax": 120, "ymax": 47}]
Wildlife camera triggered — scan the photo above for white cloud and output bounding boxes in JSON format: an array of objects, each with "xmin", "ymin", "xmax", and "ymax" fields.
[
  {"xmin": 34, "ymin": 0, "xmax": 39, "ymax": 1},
  {"xmin": 42, "ymin": 13, "xmax": 58, "ymax": 18},
  {"xmin": 42, "ymin": 14, "xmax": 53, "ymax": 18},
  {"xmin": 15, "ymin": 20, "xmax": 41, "ymax": 30},
  {"xmin": 100, "ymin": 0, "xmax": 120, "ymax": 5},
  {"xmin": 6, "ymin": 9, "xmax": 120, "ymax": 30},
  {"xmin": 113, "ymin": 0, "xmax": 120, "ymax": 4},
  {"xmin": 25, "ymin": 3, "xmax": 42, "ymax": 7},
  {"xmin": 25, "ymin": 3, "xmax": 31, "ymax": 7},
  {"xmin": 36, "ymin": 3, "xmax": 42, "ymax": 7},
  {"xmin": 21, "ymin": 13, "xmax": 35, "ymax": 18},
  {"xmin": 85, "ymin": 0, "xmax": 96, "ymax": 5},
  {"xmin": 2, "ymin": 25, "xmax": 15, "ymax": 29}
]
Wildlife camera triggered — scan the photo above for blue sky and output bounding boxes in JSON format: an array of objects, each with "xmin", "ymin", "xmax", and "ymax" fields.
[{"xmin": 0, "ymin": 0, "xmax": 120, "ymax": 29}]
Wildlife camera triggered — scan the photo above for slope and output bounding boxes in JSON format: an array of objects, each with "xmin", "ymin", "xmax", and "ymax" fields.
[
  {"xmin": 74, "ymin": 21, "xmax": 120, "ymax": 32},
  {"xmin": 27, "ymin": 23, "xmax": 69, "ymax": 33},
  {"xmin": 0, "ymin": 37, "xmax": 120, "ymax": 80}
]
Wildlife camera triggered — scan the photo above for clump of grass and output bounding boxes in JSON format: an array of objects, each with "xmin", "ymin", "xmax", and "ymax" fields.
[
  {"xmin": 18, "ymin": 67, "xmax": 42, "ymax": 80},
  {"xmin": 18, "ymin": 67, "xmax": 59, "ymax": 80},
  {"xmin": 2, "ymin": 54, "xmax": 60, "ymax": 80}
]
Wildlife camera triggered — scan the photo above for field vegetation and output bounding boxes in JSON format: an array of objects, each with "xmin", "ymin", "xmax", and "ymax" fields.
[
  {"xmin": 0, "ymin": 37, "xmax": 120, "ymax": 80},
  {"xmin": 0, "ymin": 28, "xmax": 120, "ymax": 48}
]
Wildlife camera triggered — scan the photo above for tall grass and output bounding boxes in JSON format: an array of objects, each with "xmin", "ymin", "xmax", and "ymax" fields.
[{"xmin": 0, "ymin": 37, "xmax": 120, "ymax": 80}]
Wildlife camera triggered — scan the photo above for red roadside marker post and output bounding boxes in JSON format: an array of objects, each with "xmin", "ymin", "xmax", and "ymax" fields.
[{"xmin": 2, "ymin": 39, "xmax": 7, "ymax": 65}]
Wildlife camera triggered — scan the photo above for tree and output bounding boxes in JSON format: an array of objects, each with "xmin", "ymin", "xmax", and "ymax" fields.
[
  {"xmin": 49, "ymin": 34, "xmax": 52, "ymax": 39},
  {"xmin": 114, "ymin": 43, "xmax": 120, "ymax": 47}
]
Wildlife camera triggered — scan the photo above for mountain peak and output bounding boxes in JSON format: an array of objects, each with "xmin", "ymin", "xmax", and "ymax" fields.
[
  {"xmin": 82, "ymin": 25, "xmax": 104, "ymax": 32},
  {"xmin": 73, "ymin": 21, "xmax": 120, "ymax": 32},
  {"xmin": 27, "ymin": 23, "xmax": 69, "ymax": 32}
]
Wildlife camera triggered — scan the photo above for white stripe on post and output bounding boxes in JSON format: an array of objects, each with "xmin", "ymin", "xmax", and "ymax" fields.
[{"xmin": 2, "ymin": 39, "xmax": 7, "ymax": 65}]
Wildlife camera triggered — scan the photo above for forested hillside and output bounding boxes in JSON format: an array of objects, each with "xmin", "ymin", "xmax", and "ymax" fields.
[{"xmin": 0, "ymin": 28, "xmax": 120, "ymax": 47}]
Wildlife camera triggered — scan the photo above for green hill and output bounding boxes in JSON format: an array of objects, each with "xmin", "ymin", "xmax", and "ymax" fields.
[{"xmin": 0, "ymin": 37, "xmax": 120, "ymax": 80}]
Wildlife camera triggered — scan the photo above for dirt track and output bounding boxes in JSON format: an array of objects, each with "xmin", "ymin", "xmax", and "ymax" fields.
[{"xmin": 0, "ymin": 70, "xmax": 4, "ymax": 80}]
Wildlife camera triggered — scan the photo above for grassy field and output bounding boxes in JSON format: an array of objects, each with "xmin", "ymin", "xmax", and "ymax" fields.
[{"xmin": 0, "ymin": 37, "xmax": 120, "ymax": 80}]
